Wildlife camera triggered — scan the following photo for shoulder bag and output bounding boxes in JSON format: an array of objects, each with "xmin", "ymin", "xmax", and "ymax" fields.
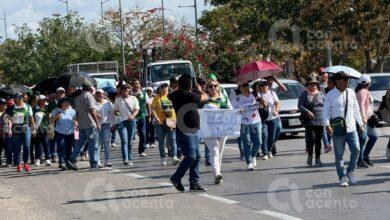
[{"xmin": 331, "ymin": 90, "xmax": 348, "ymax": 136}]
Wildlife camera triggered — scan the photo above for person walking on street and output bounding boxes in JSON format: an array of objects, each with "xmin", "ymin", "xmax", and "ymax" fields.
[
  {"xmin": 50, "ymin": 98, "xmax": 76, "ymax": 171},
  {"xmin": 202, "ymin": 78, "xmax": 233, "ymax": 184},
  {"xmin": 169, "ymin": 74, "xmax": 208, "ymax": 192},
  {"xmin": 232, "ymin": 81, "xmax": 262, "ymax": 171},
  {"xmin": 356, "ymin": 74, "xmax": 378, "ymax": 168},
  {"xmin": 66, "ymin": 82, "xmax": 101, "ymax": 170},
  {"xmin": 9, "ymin": 92, "xmax": 35, "ymax": 173},
  {"xmin": 0, "ymin": 99, "xmax": 12, "ymax": 166},
  {"xmin": 95, "ymin": 89, "xmax": 113, "ymax": 167},
  {"xmin": 31, "ymin": 95, "xmax": 51, "ymax": 166},
  {"xmin": 151, "ymin": 83, "xmax": 180, "ymax": 166},
  {"xmin": 130, "ymin": 79, "xmax": 151, "ymax": 157},
  {"xmin": 145, "ymin": 88, "xmax": 156, "ymax": 149},
  {"xmin": 298, "ymin": 75, "xmax": 325, "ymax": 167},
  {"xmin": 323, "ymin": 71, "xmax": 364, "ymax": 187},
  {"xmin": 114, "ymin": 83, "xmax": 139, "ymax": 166}
]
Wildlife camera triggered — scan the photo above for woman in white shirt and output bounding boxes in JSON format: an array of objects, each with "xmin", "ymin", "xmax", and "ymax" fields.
[
  {"xmin": 232, "ymin": 82, "xmax": 262, "ymax": 171},
  {"xmin": 95, "ymin": 89, "xmax": 114, "ymax": 167},
  {"xmin": 258, "ymin": 80, "xmax": 280, "ymax": 159},
  {"xmin": 202, "ymin": 79, "xmax": 233, "ymax": 184},
  {"xmin": 113, "ymin": 84, "xmax": 139, "ymax": 166}
]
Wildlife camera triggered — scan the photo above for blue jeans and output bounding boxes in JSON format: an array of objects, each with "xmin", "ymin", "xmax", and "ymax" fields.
[
  {"xmin": 275, "ymin": 117, "xmax": 282, "ymax": 142},
  {"xmin": 171, "ymin": 131, "xmax": 200, "ymax": 186},
  {"xmin": 98, "ymin": 124, "xmax": 111, "ymax": 163},
  {"xmin": 322, "ymin": 127, "xmax": 332, "ymax": 148},
  {"xmin": 261, "ymin": 123, "xmax": 268, "ymax": 155},
  {"xmin": 55, "ymin": 131, "xmax": 74, "ymax": 165},
  {"xmin": 49, "ymin": 138, "xmax": 57, "ymax": 159},
  {"xmin": 333, "ymin": 131, "xmax": 360, "ymax": 180},
  {"xmin": 70, "ymin": 127, "xmax": 99, "ymax": 168},
  {"xmin": 240, "ymin": 123, "xmax": 262, "ymax": 164},
  {"xmin": 12, "ymin": 127, "xmax": 31, "ymax": 165},
  {"xmin": 3, "ymin": 136, "xmax": 12, "ymax": 165},
  {"xmin": 205, "ymin": 145, "xmax": 211, "ymax": 163},
  {"xmin": 237, "ymin": 136, "xmax": 244, "ymax": 157},
  {"xmin": 156, "ymin": 124, "xmax": 177, "ymax": 158},
  {"xmin": 359, "ymin": 125, "xmax": 378, "ymax": 160},
  {"xmin": 264, "ymin": 118, "xmax": 279, "ymax": 153},
  {"xmin": 358, "ymin": 125, "xmax": 368, "ymax": 162},
  {"xmin": 136, "ymin": 118, "xmax": 147, "ymax": 154},
  {"xmin": 146, "ymin": 120, "xmax": 156, "ymax": 145},
  {"xmin": 117, "ymin": 120, "xmax": 136, "ymax": 162},
  {"xmin": 31, "ymin": 134, "xmax": 50, "ymax": 161}
]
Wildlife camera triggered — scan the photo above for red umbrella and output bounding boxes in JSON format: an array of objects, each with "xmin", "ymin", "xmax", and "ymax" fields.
[{"xmin": 236, "ymin": 61, "xmax": 283, "ymax": 84}]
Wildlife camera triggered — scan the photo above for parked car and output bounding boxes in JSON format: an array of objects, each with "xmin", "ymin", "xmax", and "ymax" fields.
[
  {"xmin": 220, "ymin": 83, "xmax": 238, "ymax": 98},
  {"xmin": 275, "ymin": 79, "xmax": 305, "ymax": 136}
]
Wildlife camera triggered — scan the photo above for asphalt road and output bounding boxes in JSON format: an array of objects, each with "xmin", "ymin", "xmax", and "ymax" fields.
[{"xmin": 0, "ymin": 134, "xmax": 389, "ymax": 220}]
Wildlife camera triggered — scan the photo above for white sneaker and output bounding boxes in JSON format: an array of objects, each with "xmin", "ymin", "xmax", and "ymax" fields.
[
  {"xmin": 45, "ymin": 160, "xmax": 52, "ymax": 166},
  {"xmin": 150, "ymin": 144, "xmax": 155, "ymax": 148},
  {"xmin": 129, "ymin": 161, "xmax": 134, "ymax": 166},
  {"xmin": 340, "ymin": 176, "xmax": 349, "ymax": 187},
  {"xmin": 140, "ymin": 152, "xmax": 147, "ymax": 157},
  {"xmin": 161, "ymin": 158, "xmax": 167, "ymax": 166},
  {"xmin": 34, "ymin": 160, "xmax": 40, "ymax": 166},
  {"xmin": 386, "ymin": 147, "xmax": 390, "ymax": 161},
  {"xmin": 263, "ymin": 155, "xmax": 269, "ymax": 160},
  {"xmin": 164, "ymin": 147, "xmax": 168, "ymax": 154},
  {"xmin": 111, "ymin": 143, "xmax": 117, "ymax": 148},
  {"xmin": 247, "ymin": 163, "xmax": 254, "ymax": 171},
  {"xmin": 252, "ymin": 157, "xmax": 257, "ymax": 167},
  {"xmin": 346, "ymin": 172, "xmax": 357, "ymax": 185},
  {"xmin": 268, "ymin": 152, "xmax": 273, "ymax": 159},
  {"xmin": 172, "ymin": 157, "xmax": 181, "ymax": 165}
]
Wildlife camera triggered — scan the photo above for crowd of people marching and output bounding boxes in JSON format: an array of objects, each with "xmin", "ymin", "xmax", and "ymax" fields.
[{"xmin": 0, "ymin": 71, "xmax": 390, "ymax": 191}]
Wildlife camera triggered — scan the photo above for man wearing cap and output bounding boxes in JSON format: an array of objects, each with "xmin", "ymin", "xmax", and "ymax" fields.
[
  {"xmin": 323, "ymin": 71, "xmax": 364, "ymax": 187},
  {"xmin": 31, "ymin": 95, "xmax": 51, "ymax": 166},
  {"xmin": 130, "ymin": 79, "xmax": 151, "ymax": 157},
  {"xmin": 8, "ymin": 92, "xmax": 35, "ymax": 173},
  {"xmin": 66, "ymin": 82, "xmax": 101, "ymax": 170},
  {"xmin": 0, "ymin": 99, "xmax": 12, "ymax": 166},
  {"xmin": 47, "ymin": 87, "xmax": 66, "ymax": 162}
]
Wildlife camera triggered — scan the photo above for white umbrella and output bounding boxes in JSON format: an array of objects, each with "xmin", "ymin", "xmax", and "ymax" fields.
[{"xmin": 323, "ymin": 65, "xmax": 361, "ymax": 79}]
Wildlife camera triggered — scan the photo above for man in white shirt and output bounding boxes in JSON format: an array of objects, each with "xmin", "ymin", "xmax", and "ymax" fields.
[{"xmin": 323, "ymin": 71, "xmax": 364, "ymax": 187}]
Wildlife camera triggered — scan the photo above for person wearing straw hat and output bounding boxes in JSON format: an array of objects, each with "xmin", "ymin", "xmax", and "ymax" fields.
[
  {"xmin": 298, "ymin": 75, "xmax": 325, "ymax": 167},
  {"xmin": 323, "ymin": 71, "xmax": 364, "ymax": 187}
]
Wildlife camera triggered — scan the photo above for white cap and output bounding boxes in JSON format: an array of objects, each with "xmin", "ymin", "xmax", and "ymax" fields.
[
  {"xmin": 37, "ymin": 95, "xmax": 47, "ymax": 101},
  {"xmin": 358, "ymin": 74, "xmax": 371, "ymax": 84},
  {"xmin": 96, "ymin": 89, "xmax": 104, "ymax": 94},
  {"xmin": 56, "ymin": 87, "xmax": 65, "ymax": 92}
]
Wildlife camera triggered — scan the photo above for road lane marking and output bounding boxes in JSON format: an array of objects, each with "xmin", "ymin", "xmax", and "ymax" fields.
[
  {"xmin": 198, "ymin": 193, "xmax": 239, "ymax": 204},
  {"xmin": 225, "ymin": 146, "xmax": 239, "ymax": 151},
  {"xmin": 126, "ymin": 173, "xmax": 147, "ymax": 179},
  {"xmin": 378, "ymin": 165, "xmax": 390, "ymax": 168},
  {"xmin": 158, "ymin": 182, "xmax": 174, "ymax": 187},
  {"xmin": 255, "ymin": 210, "xmax": 302, "ymax": 220}
]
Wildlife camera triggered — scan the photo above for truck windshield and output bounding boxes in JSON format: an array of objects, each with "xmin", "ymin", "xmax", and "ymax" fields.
[{"xmin": 151, "ymin": 63, "xmax": 193, "ymax": 82}]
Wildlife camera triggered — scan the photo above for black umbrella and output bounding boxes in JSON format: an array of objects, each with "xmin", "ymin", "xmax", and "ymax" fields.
[
  {"xmin": 0, "ymin": 85, "xmax": 32, "ymax": 98},
  {"xmin": 55, "ymin": 72, "xmax": 97, "ymax": 90},
  {"xmin": 33, "ymin": 77, "xmax": 58, "ymax": 94}
]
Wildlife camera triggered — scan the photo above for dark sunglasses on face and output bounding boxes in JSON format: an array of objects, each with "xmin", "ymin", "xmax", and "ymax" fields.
[{"xmin": 208, "ymin": 84, "xmax": 218, "ymax": 88}]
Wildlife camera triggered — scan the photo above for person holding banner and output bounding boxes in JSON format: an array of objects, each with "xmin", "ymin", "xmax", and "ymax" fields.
[
  {"xmin": 202, "ymin": 78, "xmax": 233, "ymax": 184},
  {"xmin": 232, "ymin": 82, "xmax": 262, "ymax": 171}
]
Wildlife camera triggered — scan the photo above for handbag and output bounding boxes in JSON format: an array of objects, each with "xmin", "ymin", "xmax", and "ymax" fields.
[
  {"xmin": 380, "ymin": 107, "xmax": 390, "ymax": 124},
  {"xmin": 331, "ymin": 90, "xmax": 348, "ymax": 136}
]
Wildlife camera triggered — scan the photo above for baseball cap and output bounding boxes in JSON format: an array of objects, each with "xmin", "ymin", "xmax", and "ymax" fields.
[
  {"xmin": 358, "ymin": 74, "xmax": 371, "ymax": 84},
  {"xmin": 37, "ymin": 95, "xmax": 47, "ymax": 101},
  {"xmin": 56, "ymin": 87, "xmax": 65, "ymax": 93},
  {"xmin": 15, "ymin": 92, "xmax": 24, "ymax": 99}
]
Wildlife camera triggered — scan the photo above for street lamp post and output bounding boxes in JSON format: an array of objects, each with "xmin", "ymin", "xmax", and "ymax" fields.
[
  {"xmin": 0, "ymin": 10, "xmax": 7, "ymax": 40},
  {"xmin": 119, "ymin": 0, "xmax": 126, "ymax": 78},
  {"xmin": 178, "ymin": 0, "xmax": 198, "ymax": 40},
  {"xmin": 58, "ymin": 0, "xmax": 69, "ymax": 14},
  {"xmin": 101, "ymin": 0, "xmax": 111, "ymax": 22}
]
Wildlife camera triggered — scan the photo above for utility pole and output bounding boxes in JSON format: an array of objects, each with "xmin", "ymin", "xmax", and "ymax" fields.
[
  {"xmin": 178, "ymin": 0, "xmax": 198, "ymax": 40},
  {"xmin": 58, "ymin": 0, "xmax": 69, "ymax": 14},
  {"xmin": 101, "ymin": 0, "xmax": 110, "ymax": 22},
  {"xmin": 0, "ymin": 10, "xmax": 7, "ymax": 40},
  {"xmin": 161, "ymin": 0, "xmax": 165, "ymax": 35},
  {"xmin": 119, "ymin": 0, "xmax": 126, "ymax": 78}
]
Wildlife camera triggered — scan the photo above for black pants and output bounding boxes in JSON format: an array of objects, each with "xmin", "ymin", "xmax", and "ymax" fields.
[
  {"xmin": 31, "ymin": 134, "xmax": 50, "ymax": 162},
  {"xmin": 0, "ymin": 137, "xmax": 3, "ymax": 165},
  {"xmin": 305, "ymin": 125, "xmax": 323, "ymax": 159},
  {"xmin": 146, "ymin": 120, "xmax": 155, "ymax": 145}
]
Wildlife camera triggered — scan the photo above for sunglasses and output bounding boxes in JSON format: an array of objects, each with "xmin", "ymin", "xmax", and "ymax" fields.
[{"xmin": 208, "ymin": 84, "xmax": 218, "ymax": 88}]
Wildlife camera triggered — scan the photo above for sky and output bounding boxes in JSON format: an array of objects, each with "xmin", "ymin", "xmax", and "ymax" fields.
[{"xmin": 0, "ymin": 0, "xmax": 211, "ymax": 41}]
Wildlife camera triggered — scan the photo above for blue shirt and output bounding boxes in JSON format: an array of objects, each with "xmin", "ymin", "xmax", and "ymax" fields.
[{"xmin": 51, "ymin": 107, "xmax": 76, "ymax": 135}]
